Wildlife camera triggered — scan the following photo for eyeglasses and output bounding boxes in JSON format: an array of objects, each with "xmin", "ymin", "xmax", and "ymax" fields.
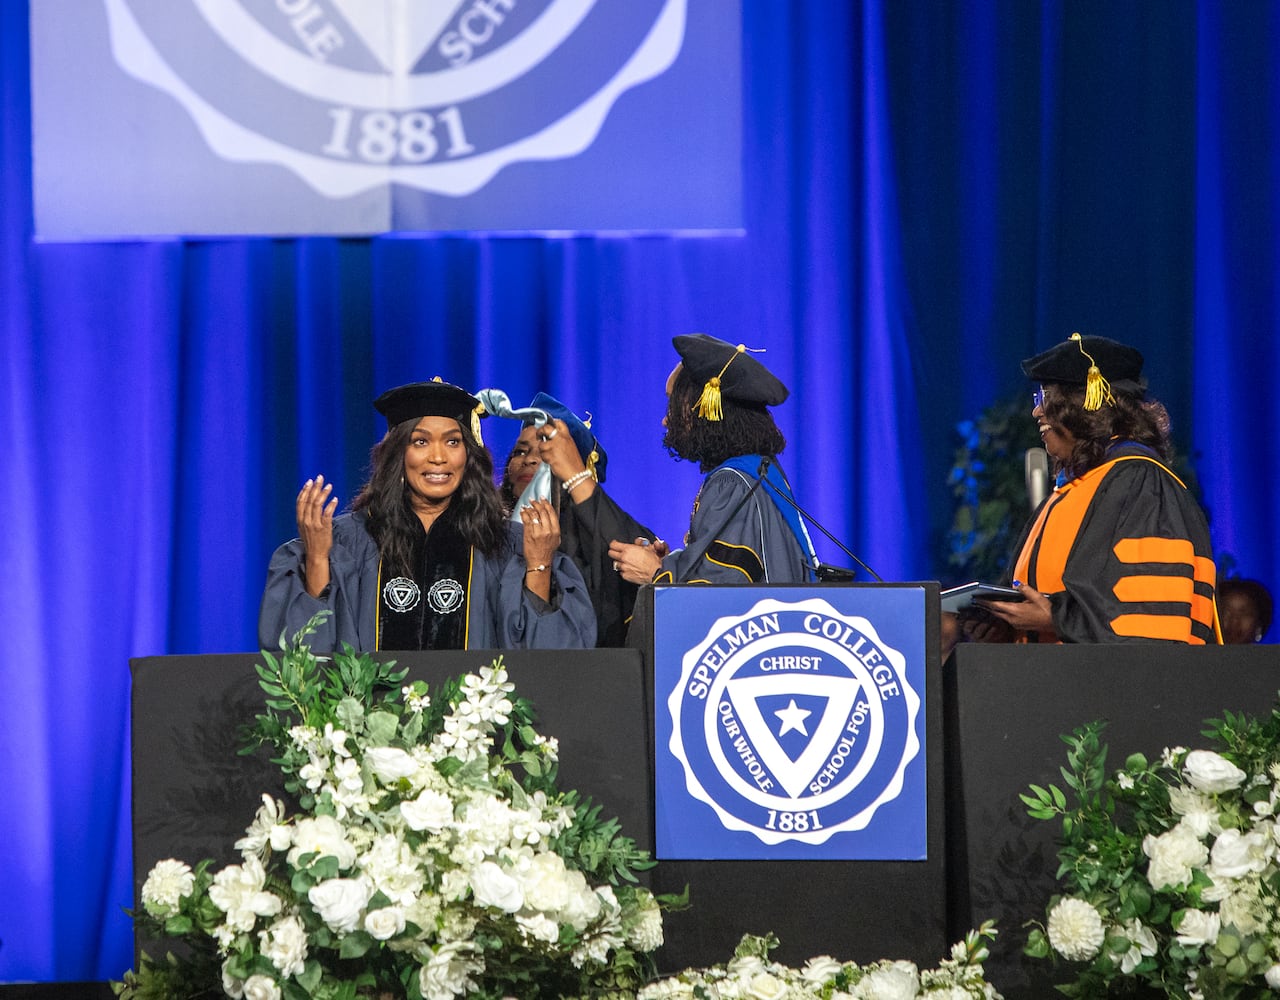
[{"xmin": 1032, "ymin": 386, "xmax": 1046, "ymax": 410}]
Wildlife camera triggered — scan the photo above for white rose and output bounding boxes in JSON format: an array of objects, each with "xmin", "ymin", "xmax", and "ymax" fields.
[
  {"xmin": 308, "ymin": 877, "xmax": 372, "ymax": 934},
  {"xmin": 1264, "ymin": 963, "xmax": 1280, "ymax": 988},
  {"xmin": 401, "ymin": 790, "xmax": 455, "ymax": 832},
  {"xmin": 258, "ymin": 914, "xmax": 308, "ymax": 978},
  {"xmin": 242, "ymin": 975, "xmax": 281, "ymax": 1000},
  {"xmin": 1144, "ymin": 823, "xmax": 1209, "ymax": 890},
  {"xmin": 1184, "ymin": 750, "xmax": 1246, "ymax": 793},
  {"xmin": 852, "ymin": 962, "xmax": 919, "ymax": 1000},
  {"xmin": 471, "ymin": 860, "xmax": 524, "ymax": 913},
  {"xmin": 365, "ymin": 746, "xmax": 419, "ymax": 783},
  {"xmin": 288, "ymin": 815, "xmax": 357, "ymax": 870},
  {"xmin": 1047, "ymin": 897, "xmax": 1105, "ymax": 961},
  {"xmin": 745, "ymin": 971, "xmax": 788, "ymax": 1000},
  {"xmin": 1209, "ymin": 828, "xmax": 1270, "ymax": 880},
  {"xmin": 727, "ymin": 955, "xmax": 767, "ymax": 979},
  {"xmin": 364, "ymin": 905, "xmax": 407, "ymax": 941},
  {"xmin": 141, "ymin": 859, "xmax": 195, "ymax": 917},
  {"xmin": 1175, "ymin": 908, "xmax": 1220, "ymax": 947},
  {"xmin": 801, "ymin": 956, "xmax": 845, "ymax": 985}
]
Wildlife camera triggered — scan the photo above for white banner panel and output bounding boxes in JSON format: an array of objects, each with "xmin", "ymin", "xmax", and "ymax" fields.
[{"xmin": 31, "ymin": 0, "xmax": 741, "ymax": 239}]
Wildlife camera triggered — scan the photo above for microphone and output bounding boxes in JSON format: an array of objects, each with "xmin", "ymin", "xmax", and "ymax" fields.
[{"xmin": 1025, "ymin": 447, "xmax": 1050, "ymax": 511}]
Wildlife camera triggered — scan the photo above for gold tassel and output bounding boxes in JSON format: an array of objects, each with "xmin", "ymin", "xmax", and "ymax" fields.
[
  {"xmin": 693, "ymin": 344, "xmax": 746, "ymax": 421},
  {"xmin": 695, "ymin": 376, "xmax": 724, "ymax": 421},
  {"xmin": 471, "ymin": 402, "xmax": 484, "ymax": 446},
  {"xmin": 586, "ymin": 447, "xmax": 600, "ymax": 481},
  {"xmin": 1071, "ymin": 333, "xmax": 1114, "ymax": 411}
]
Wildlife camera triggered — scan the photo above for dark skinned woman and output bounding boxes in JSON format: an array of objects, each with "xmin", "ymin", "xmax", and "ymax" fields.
[{"xmin": 258, "ymin": 380, "xmax": 596, "ymax": 652}]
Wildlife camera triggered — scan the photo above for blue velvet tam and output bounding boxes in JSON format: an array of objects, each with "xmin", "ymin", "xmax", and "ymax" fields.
[{"xmin": 528, "ymin": 392, "xmax": 609, "ymax": 483}]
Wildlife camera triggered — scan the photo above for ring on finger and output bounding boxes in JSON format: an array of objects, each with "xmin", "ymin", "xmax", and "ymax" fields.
[
  {"xmin": 531, "ymin": 518, "xmax": 540, "ymax": 525},
  {"xmin": 613, "ymin": 561, "xmax": 620, "ymax": 571},
  {"xmin": 545, "ymin": 427, "xmax": 558, "ymax": 439}
]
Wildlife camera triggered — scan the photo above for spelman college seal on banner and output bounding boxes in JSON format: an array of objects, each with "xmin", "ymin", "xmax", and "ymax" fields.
[
  {"xmin": 102, "ymin": 0, "xmax": 687, "ymax": 198},
  {"xmin": 667, "ymin": 597, "xmax": 921, "ymax": 847}
]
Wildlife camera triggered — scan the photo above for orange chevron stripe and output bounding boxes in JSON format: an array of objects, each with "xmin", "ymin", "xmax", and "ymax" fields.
[
  {"xmin": 1112, "ymin": 537, "xmax": 1196, "ymax": 566},
  {"xmin": 1111, "ymin": 613, "xmax": 1200, "ymax": 643}
]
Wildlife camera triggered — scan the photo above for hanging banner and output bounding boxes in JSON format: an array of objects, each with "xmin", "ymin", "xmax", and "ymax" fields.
[
  {"xmin": 30, "ymin": 0, "xmax": 741, "ymax": 240},
  {"xmin": 654, "ymin": 586, "xmax": 928, "ymax": 860}
]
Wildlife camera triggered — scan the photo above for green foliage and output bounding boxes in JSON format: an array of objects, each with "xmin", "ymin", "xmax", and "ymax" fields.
[
  {"xmin": 1023, "ymin": 699, "xmax": 1280, "ymax": 998},
  {"xmin": 118, "ymin": 612, "xmax": 669, "ymax": 1000},
  {"xmin": 943, "ymin": 395, "xmax": 1044, "ymax": 584}
]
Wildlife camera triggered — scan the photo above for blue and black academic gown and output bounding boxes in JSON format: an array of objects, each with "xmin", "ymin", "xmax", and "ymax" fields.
[
  {"xmin": 654, "ymin": 456, "xmax": 815, "ymax": 585},
  {"xmin": 1008, "ymin": 442, "xmax": 1219, "ymax": 644},
  {"xmin": 557, "ymin": 485, "xmax": 657, "ymax": 647},
  {"xmin": 257, "ymin": 511, "xmax": 597, "ymax": 652}
]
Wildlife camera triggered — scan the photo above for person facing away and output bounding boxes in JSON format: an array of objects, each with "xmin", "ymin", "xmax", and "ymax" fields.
[
  {"xmin": 966, "ymin": 332, "xmax": 1219, "ymax": 645},
  {"xmin": 258, "ymin": 379, "xmax": 596, "ymax": 652},
  {"xmin": 499, "ymin": 391, "xmax": 657, "ymax": 647},
  {"xmin": 607, "ymin": 333, "xmax": 817, "ymax": 587}
]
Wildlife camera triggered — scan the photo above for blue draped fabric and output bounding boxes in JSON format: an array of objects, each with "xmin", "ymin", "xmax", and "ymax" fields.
[{"xmin": 3, "ymin": 0, "xmax": 1278, "ymax": 982}]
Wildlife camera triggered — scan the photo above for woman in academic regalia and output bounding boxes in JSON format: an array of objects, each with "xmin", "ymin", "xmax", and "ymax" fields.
[
  {"xmin": 258, "ymin": 380, "xmax": 596, "ymax": 652},
  {"xmin": 499, "ymin": 392, "xmax": 657, "ymax": 647},
  {"xmin": 967, "ymin": 333, "xmax": 1219, "ymax": 645}
]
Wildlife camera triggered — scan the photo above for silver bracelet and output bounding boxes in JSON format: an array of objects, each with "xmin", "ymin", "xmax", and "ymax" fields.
[{"xmin": 561, "ymin": 470, "xmax": 593, "ymax": 492}]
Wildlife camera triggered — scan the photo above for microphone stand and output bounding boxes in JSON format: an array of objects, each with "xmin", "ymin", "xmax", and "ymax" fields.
[{"xmin": 759, "ymin": 456, "xmax": 883, "ymax": 583}]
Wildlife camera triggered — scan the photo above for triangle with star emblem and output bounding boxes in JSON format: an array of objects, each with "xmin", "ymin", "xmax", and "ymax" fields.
[
  {"xmin": 727, "ymin": 674, "xmax": 865, "ymax": 799},
  {"xmin": 329, "ymin": 0, "xmax": 469, "ymax": 75}
]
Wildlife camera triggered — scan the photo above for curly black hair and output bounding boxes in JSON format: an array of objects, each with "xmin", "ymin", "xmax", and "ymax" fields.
[
  {"xmin": 1040, "ymin": 384, "xmax": 1171, "ymax": 478},
  {"xmin": 661, "ymin": 365, "xmax": 786, "ymax": 473},
  {"xmin": 352, "ymin": 417, "xmax": 507, "ymax": 576}
]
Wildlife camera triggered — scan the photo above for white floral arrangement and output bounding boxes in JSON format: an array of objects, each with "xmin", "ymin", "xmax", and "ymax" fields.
[
  {"xmin": 1022, "ymin": 708, "xmax": 1280, "ymax": 998},
  {"xmin": 638, "ymin": 925, "xmax": 1001, "ymax": 999},
  {"xmin": 118, "ymin": 614, "xmax": 667, "ymax": 1000}
]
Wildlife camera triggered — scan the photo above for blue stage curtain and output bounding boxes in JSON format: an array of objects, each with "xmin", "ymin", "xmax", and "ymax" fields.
[{"xmin": 2, "ymin": 0, "xmax": 1278, "ymax": 982}]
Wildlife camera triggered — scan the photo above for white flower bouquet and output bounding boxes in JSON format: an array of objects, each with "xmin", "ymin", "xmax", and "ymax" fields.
[
  {"xmin": 1022, "ymin": 707, "xmax": 1280, "ymax": 998},
  {"xmin": 118, "ymin": 613, "xmax": 668, "ymax": 1000},
  {"xmin": 638, "ymin": 925, "xmax": 1002, "ymax": 999}
]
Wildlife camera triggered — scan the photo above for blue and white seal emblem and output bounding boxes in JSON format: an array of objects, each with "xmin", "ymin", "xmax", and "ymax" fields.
[
  {"xmin": 667, "ymin": 597, "xmax": 921, "ymax": 845},
  {"xmin": 103, "ymin": 0, "xmax": 688, "ymax": 199}
]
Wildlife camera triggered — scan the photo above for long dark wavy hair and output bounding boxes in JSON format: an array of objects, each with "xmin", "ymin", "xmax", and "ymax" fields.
[
  {"xmin": 1040, "ymin": 384, "xmax": 1172, "ymax": 478},
  {"xmin": 351, "ymin": 417, "xmax": 506, "ymax": 575},
  {"xmin": 662, "ymin": 365, "xmax": 786, "ymax": 473}
]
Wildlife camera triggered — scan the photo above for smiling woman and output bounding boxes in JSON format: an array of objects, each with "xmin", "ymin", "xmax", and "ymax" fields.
[
  {"xmin": 257, "ymin": 380, "xmax": 597, "ymax": 652},
  {"xmin": 963, "ymin": 334, "xmax": 1220, "ymax": 646}
]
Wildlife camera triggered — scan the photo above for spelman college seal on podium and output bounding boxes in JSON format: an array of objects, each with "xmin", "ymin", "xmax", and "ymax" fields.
[
  {"xmin": 102, "ymin": 0, "xmax": 687, "ymax": 199},
  {"xmin": 656, "ymin": 591, "xmax": 926, "ymax": 860}
]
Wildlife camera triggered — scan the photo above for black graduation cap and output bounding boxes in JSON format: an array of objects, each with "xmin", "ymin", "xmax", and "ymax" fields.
[
  {"xmin": 672, "ymin": 333, "xmax": 789, "ymax": 420},
  {"xmin": 1021, "ymin": 333, "xmax": 1145, "ymax": 410},
  {"xmin": 373, "ymin": 379, "xmax": 485, "ymax": 441}
]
